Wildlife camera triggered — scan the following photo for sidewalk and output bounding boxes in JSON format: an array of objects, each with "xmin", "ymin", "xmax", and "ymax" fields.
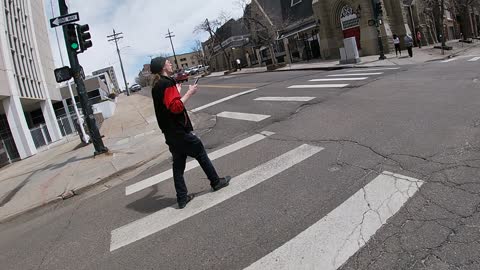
[
  {"xmin": 0, "ymin": 92, "xmax": 213, "ymax": 222},
  {"xmin": 206, "ymin": 40, "xmax": 480, "ymax": 77}
]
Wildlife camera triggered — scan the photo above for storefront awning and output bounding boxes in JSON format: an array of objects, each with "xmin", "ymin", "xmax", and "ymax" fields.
[{"xmin": 277, "ymin": 22, "xmax": 318, "ymax": 40}]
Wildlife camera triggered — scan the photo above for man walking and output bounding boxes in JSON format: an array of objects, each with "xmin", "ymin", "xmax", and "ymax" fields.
[
  {"xmin": 150, "ymin": 57, "xmax": 231, "ymax": 209},
  {"xmin": 405, "ymin": 34, "xmax": 414, "ymax": 57}
]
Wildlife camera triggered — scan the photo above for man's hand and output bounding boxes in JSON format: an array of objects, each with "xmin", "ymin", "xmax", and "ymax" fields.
[
  {"xmin": 187, "ymin": 84, "xmax": 198, "ymax": 96},
  {"xmin": 180, "ymin": 84, "xmax": 198, "ymax": 104},
  {"xmin": 176, "ymin": 83, "xmax": 182, "ymax": 94}
]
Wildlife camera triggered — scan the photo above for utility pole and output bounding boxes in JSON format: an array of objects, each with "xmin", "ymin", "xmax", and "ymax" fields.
[
  {"xmin": 108, "ymin": 29, "xmax": 130, "ymax": 96},
  {"xmin": 49, "ymin": 0, "xmax": 88, "ymax": 144},
  {"xmin": 58, "ymin": 0, "xmax": 108, "ymax": 155},
  {"xmin": 165, "ymin": 29, "xmax": 179, "ymax": 70},
  {"xmin": 372, "ymin": 0, "xmax": 386, "ymax": 60}
]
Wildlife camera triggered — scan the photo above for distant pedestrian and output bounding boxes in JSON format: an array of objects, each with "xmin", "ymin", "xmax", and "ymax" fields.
[
  {"xmin": 393, "ymin": 34, "xmax": 401, "ymax": 56},
  {"xmin": 416, "ymin": 31, "xmax": 422, "ymax": 48},
  {"xmin": 150, "ymin": 56, "xmax": 231, "ymax": 209},
  {"xmin": 404, "ymin": 34, "xmax": 414, "ymax": 57},
  {"xmin": 236, "ymin": 58, "xmax": 241, "ymax": 70}
]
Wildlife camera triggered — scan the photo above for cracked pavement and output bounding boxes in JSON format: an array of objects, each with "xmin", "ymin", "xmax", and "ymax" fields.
[{"xmin": 1, "ymin": 54, "xmax": 480, "ymax": 269}]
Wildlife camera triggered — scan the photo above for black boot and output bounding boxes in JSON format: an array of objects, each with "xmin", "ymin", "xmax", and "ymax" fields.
[
  {"xmin": 178, "ymin": 194, "xmax": 195, "ymax": 209},
  {"xmin": 212, "ymin": 176, "xmax": 231, "ymax": 191}
]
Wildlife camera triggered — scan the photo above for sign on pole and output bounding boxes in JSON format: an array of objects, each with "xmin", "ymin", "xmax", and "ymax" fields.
[{"xmin": 50, "ymin": 12, "xmax": 79, "ymax": 28}]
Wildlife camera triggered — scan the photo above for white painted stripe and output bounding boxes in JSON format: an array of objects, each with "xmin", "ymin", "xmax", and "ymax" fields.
[
  {"xmin": 245, "ymin": 171, "xmax": 423, "ymax": 270},
  {"xmin": 346, "ymin": 68, "xmax": 399, "ymax": 72},
  {"xmin": 191, "ymin": 89, "xmax": 257, "ymax": 112},
  {"xmin": 111, "ymin": 144, "xmax": 324, "ymax": 251},
  {"xmin": 441, "ymin": 58, "xmax": 456, "ymax": 63},
  {"xmin": 125, "ymin": 131, "xmax": 275, "ymax": 195},
  {"xmin": 468, "ymin": 57, "xmax": 480, "ymax": 62},
  {"xmin": 115, "ymin": 138, "xmax": 130, "ymax": 146},
  {"xmin": 217, "ymin": 111, "xmax": 270, "ymax": 122},
  {"xmin": 288, "ymin": 84, "xmax": 349, "ymax": 89},
  {"xmin": 328, "ymin": 73, "xmax": 383, "ymax": 77},
  {"xmin": 254, "ymin": 97, "xmax": 315, "ymax": 102},
  {"xmin": 309, "ymin": 77, "xmax": 368, "ymax": 82}
]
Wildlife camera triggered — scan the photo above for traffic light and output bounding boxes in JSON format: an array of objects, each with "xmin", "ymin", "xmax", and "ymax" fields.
[
  {"xmin": 65, "ymin": 24, "xmax": 79, "ymax": 52},
  {"xmin": 77, "ymin": 24, "xmax": 92, "ymax": 53}
]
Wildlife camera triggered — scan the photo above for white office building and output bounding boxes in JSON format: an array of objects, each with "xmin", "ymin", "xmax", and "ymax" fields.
[{"xmin": 0, "ymin": 0, "xmax": 63, "ymax": 163}]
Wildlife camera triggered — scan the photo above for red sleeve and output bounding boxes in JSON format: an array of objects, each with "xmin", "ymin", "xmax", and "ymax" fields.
[{"xmin": 163, "ymin": 86, "xmax": 184, "ymax": 114}]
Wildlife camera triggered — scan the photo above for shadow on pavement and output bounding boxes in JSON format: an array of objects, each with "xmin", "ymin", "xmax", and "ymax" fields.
[{"xmin": 126, "ymin": 186, "xmax": 177, "ymax": 213}]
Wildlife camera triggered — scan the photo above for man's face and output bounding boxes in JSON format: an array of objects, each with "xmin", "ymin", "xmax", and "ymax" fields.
[{"xmin": 164, "ymin": 60, "xmax": 174, "ymax": 74}]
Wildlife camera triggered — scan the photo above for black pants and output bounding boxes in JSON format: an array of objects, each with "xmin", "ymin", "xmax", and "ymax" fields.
[
  {"xmin": 395, "ymin": 44, "xmax": 401, "ymax": 56},
  {"xmin": 168, "ymin": 133, "xmax": 219, "ymax": 202},
  {"xmin": 407, "ymin": 46, "xmax": 413, "ymax": 57}
]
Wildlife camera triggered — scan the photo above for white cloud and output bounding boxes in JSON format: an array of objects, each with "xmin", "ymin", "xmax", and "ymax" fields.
[{"xmin": 47, "ymin": 0, "xmax": 247, "ymax": 88}]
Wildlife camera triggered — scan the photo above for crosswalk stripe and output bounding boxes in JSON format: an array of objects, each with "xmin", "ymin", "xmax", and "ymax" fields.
[
  {"xmin": 125, "ymin": 131, "xmax": 275, "ymax": 195},
  {"xmin": 245, "ymin": 171, "xmax": 423, "ymax": 270},
  {"xmin": 328, "ymin": 73, "xmax": 383, "ymax": 77},
  {"xmin": 217, "ymin": 111, "xmax": 270, "ymax": 122},
  {"xmin": 468, "ymin": 57, "xmax": 480, "ymax": 62},
  {"xmin": 111, "ymin": 144, "xmax": 324, "ymax": 252},
  {"xmin": 191, "ymin": 89, "xmax": 258, "ymax": 112},
  {"xmin": 441, "ymin": 58, "xmax": 456, "ymax": 63},
  {"xmin": 254, "ymin": 97, "xmax": 315, "ymax": 102},
  {"xmin": 309, "ymin": 77, "xmax": 368, "ymax": 82},
  {"xmin": 288, "ymin": 84, "xmax": 349, "ymax": 89},
  {"xmin": 346, "ymin": 68, "xmax": 399, "ymax": 72}
]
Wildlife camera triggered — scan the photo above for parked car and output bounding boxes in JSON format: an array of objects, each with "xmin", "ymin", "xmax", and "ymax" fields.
[
  {"xmin": 184, "ymin": 67, "xmax": 198, "ymax": 76},
  {"xmin": 197, "ymin": 65, "xmax": 209, "ymax": 73},
  {"xmin": 130, "ymin": 84, "xmax": 142, "ymax": 92},
  {"xmin": 173, "ymin": 70, "xmax": 189, "ymax": 83}
]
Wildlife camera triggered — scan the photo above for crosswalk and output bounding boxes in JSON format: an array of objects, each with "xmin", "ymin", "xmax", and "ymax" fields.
[
  {"xmin": 109, "ymin": 66, "xmax": 424, "ymax": 267},
  {"xmin": 441, "ymin": 56, "xmax": 480, "ymax": 63},
  {"xmin": 189, "ymin": 67, "xmax": 397, "ymax": 124},
  {"xmin": 111, "ymin": 133, "xmax": 423, "ymax": 267}
]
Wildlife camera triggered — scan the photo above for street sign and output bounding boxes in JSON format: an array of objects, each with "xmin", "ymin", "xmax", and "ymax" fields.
[{"xmin": 50, "ymin": 12, "xmax": 79, "ymax": 28}]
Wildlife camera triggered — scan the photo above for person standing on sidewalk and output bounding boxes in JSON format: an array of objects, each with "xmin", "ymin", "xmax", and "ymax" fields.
[
  {"xmin": 150, "ymin": 57, "xmax": 231, "ymax": 209},
  {"xmin": 404, "ymin": 34, "xmax": 414, "ymax": 57},
  {"xmin": 416, "ymin": 31, "xmax": 422, "ymax": 48},
  {"xmin": 393, "ymin": 34, "xmax": 401, "ymax": 56}
]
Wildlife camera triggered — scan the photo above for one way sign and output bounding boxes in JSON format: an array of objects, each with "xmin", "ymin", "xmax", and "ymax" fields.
[{"xmin": 50, "ymin": 12, "xmax": 80, "ymax": 28}]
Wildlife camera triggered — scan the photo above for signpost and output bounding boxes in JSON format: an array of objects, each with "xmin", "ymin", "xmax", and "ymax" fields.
[{"xmin": 50, "ymin": 12, "xmax": 79, "ymax": 28}]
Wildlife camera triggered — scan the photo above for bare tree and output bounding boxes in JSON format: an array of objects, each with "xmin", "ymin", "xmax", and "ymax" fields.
[
  {"xmin": 194, "ymin": 17, "xmax": 233, "ymax": 70},
  {"xmin": 191, "ymin": 40, "xmax": 206, "ymax": 66}
]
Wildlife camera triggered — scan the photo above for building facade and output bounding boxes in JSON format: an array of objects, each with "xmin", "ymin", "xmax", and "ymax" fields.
[
  {"xmin": 93, "ymin": 66, "xmax": 120, "ymax": 93},
  {"xmin": 0, "ymin": 0, "xmax": 63, "ymax": 162},
  {"xmin": 167, "ymin": 51, "xmax": 202, "ymax": 70}
]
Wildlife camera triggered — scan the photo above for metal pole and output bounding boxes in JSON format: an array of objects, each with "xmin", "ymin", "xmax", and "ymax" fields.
[
  {"xmin": 49, "ymin": 0, "xmax": 88, "ymax": 143},
  {"xmin": 108, "ymin": 29, "xmax": 130, "ymax": 96},
  {"xmin": 372, "ymin": 0, "xmax": 386, "ymax": 60},
  {"xmin": 58, "ymin": 0, "xmax": 108, "ymax": 155},
  {"xmin": 166, "ymin": 29, "xmax": 179, "ymax": 70}
]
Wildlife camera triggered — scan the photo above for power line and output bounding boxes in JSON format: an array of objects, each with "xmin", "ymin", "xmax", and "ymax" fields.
[{"xmin": 107, "ymin": 29, "xmax": 130, "ymax": 96}]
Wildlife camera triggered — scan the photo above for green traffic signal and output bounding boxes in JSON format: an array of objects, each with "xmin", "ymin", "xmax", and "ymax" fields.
[{"xmin": 71, "ymin": 43, "xmax": 79, "ymax": 50}]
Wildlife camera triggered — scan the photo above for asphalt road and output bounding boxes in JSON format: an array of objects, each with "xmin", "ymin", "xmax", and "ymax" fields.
[{"xmin": 1, "ymin": 51, "xmax": 480, "ymax": 269}]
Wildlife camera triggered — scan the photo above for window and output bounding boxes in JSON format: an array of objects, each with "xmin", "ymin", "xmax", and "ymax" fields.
[
  {"xmin": 180, "ymin": 58, "xmax": 187, "ymax": 62},
  {"xmin": 291, "ymin": 0, "xmax": 302, "ymax": 6}
]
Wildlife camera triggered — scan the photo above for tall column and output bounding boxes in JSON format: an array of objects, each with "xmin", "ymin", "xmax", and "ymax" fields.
[
  {"xmin": 41, "ymin": 100, "xmax": 63, "ymax": 142},
  {"xmin": 26, "ymin": 0, "xmax": 63, "ymax": 143},
  {"xmin": 283, "ymin": 38, "xmax": 292, "ymax": 64},
  {"xmin": 3, "ymin": 96, "xmax": 37, "ymax": 159}
]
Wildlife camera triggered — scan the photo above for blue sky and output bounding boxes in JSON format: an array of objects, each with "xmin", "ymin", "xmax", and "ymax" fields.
[{"xmin": 46, "ymin": 0, "xmax": 248, "ymax": 87}]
